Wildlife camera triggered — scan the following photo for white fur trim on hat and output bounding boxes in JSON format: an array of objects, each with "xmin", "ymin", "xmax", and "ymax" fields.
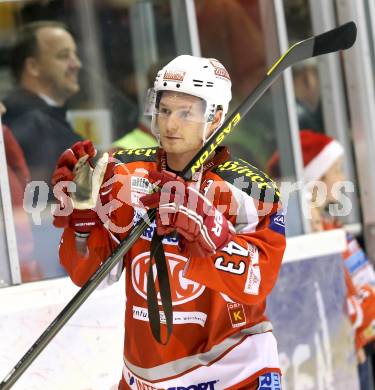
[{"xmin": 304, "ymin": 140, "xmax": 344, "ymax": 183}]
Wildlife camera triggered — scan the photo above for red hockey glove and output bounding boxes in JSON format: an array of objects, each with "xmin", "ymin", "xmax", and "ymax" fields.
[
  {"xmin": 51, "ymin": 140, "xmax": 113, "ymax": 234},
  {"xmin": 52, "ymin": 207, "xmax": 102, "ymax": 234},
  {"xmin": 140, "ymin": 170, "xmax": 234, "ymax": 257},
  {"xmin": 51, "ymin": 140, "xmax": 97, "ymax": 185}
]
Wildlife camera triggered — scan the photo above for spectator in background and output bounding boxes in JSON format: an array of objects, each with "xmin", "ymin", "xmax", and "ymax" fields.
[
  {"xmin": 3, "ymin": 21, "xmax": 82, "ymax": 187},
  {"xmin": 268, "ymin": 130, "xmax": 375, "ymax": 389},
  {"xmin": 1, "ymin": 103, "xmax": 42, "ymax": 282},
  {"xmin": 292, "ymin": 59, "xmax": 324, "ymax": 132}
]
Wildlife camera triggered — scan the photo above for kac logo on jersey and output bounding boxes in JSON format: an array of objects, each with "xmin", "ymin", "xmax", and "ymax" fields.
[
  {"xmin": 269, "ymin": 211, "xmax": 285, "ymax": 236},
  {"xmin": 131, "ymin": 251, "xmax": 205, "ymax": 305}
]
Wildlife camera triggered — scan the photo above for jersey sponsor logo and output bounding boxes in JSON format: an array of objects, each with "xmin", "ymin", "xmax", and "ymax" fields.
[
  {"xmin": 268, "ymin": 211, "xmax": 285, "ymax": 236},
  {"xmin": 132, "ymin": 176, "xmax": 151, "ymax": 192},
  {"xmin": 115, "ymin": 148, "xmax": 157, "ymax": 157},
  {"xmin": 244, "ymin": 265, "xmax": 260, "ymax": 295},
  {"xmin": 166, "ymin": 381, "xmax": 217, "ymax": 390},
  {"xmin": 257, "ymin": 372, "xmax": 281, "ymax": 390},
  {"xmin": 132, "ymin": 305, "xmax": 207, "ymax": 327},
  {"xmin": 128, "ymin": 375, "xmax": 218, "ymax": 390},
  {"xmin": 274, "ymin": 214, "xmax": 285, "ymax": 226},
  {"xmin": 131, "ymin": 251, "xmax": 205, "ymax": 305},
  {"xmin": 131, "ymin": 177, "xmax": 152, "ymax": 205},
  {"xmin": 163, "ymin": 69, "xmax": 186, "ymax": 82},
  {"xmin": 227, "ymin": 302, "xmax": 247, "ymax": 328},
  {"xmin": 216, "ymin": 160, "xmax": 280, "ymax": 197},
  {"xmin": 244, "ymin": 244, "xmax": 260, "ymax": 295}
]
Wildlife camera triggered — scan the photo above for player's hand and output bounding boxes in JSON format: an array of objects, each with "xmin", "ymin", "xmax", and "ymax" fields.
[
  {"xmin": 141, "ymin": 170, "xmax": 234, "ymax": 257},
  {"xmin": 51, "ymin": 140, "xmax": 97, "ymax": 186},
  {"xmin": 51, "ymin": 140, "xmax": 113, "ymax": 234}
]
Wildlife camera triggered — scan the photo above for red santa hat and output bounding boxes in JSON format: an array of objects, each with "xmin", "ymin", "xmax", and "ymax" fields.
[
  {"xmin": 301, "ymin": 130, "xmax": 344, "ymax": 182},
  {"xmin": 267, "ymin": 130, "xmax": 344, "ymax": 182}
]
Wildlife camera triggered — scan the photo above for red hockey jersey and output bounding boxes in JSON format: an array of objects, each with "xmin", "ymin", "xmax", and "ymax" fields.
[{"xmin": 58, "ymin": 147, "xmax": 286, "ymax": 389}]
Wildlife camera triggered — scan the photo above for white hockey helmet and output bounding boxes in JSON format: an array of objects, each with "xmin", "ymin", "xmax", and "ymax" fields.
[{"xmin": 146, "ymin": 55, "xmax": 232, "ymax": 139}]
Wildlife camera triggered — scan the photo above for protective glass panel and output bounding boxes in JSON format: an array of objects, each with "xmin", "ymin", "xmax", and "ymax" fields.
[
  {"xmin": 195, "ymin": 0, "xmax": 303, "ymax": 235},
  {"xmin": 0, "ymin": 0, "xmax": 177, "ymax": 284},
  {"xmin": 284, "ymin": 0, "xmax": 361, "ymax": 232}
]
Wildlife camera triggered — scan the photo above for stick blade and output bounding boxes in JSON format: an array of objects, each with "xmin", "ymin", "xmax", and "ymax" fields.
[{"xmin": 313, "ymin": 21, "xmax": 357, "ymax": 57}]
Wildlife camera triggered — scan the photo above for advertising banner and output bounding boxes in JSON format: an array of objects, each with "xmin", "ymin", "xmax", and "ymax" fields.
[{"xmin": 268, "ymin": 253, "xmax": 359, "ymax": 389}]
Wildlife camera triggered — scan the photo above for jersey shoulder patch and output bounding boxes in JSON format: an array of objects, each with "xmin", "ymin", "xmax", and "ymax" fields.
[
  {"xmin": 213, "ymin": 157, "xmax": 280, "ymax": 202},
  {"xmin": 113, "ymin": 147, "xmax": 158, "ymax": 163}
]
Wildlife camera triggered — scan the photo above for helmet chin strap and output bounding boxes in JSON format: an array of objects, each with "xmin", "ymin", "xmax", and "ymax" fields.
[{"xmin": 192, "ymin": 120, "xmax": 214, "ymax": 189}]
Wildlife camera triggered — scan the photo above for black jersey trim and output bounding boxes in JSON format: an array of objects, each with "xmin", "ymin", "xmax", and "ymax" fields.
[{"xmin": 113, "ymin": 147, "xmax": 158, "ymax": 164}]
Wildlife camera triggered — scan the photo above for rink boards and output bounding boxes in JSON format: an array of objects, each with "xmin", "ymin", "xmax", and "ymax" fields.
[{"xmin": 0, "ymin": 229, "xmax": 359, "ymax": 389}]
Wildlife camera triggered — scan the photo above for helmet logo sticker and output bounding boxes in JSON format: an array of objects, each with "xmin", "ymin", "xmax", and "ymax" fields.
[
  {"xmin": 163, "ymin": 69, "xmax": 186, "ymax": 82},
  {"xmin": 209, "ymin": 59, "xmax": 230, "ymax": 81}
]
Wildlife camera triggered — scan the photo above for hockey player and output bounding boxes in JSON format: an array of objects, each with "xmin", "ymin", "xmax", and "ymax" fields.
[{"xmin": 52, "ymin": 55, "xmax": 286, "ymax": 389}]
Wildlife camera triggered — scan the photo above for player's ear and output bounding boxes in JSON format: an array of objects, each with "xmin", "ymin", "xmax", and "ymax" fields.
[
  {"xmin": 207, "ymin": 109, "xmax": 223, "ymax": 137},
  {"xmin": 213, "ymin": 109, "xmax": 223, "ymax": 127}
]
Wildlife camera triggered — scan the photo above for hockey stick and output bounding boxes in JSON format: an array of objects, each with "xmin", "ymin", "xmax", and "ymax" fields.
[{"xmin": 0, "ymin": 21, "xmax": 356, "ymax": 390}]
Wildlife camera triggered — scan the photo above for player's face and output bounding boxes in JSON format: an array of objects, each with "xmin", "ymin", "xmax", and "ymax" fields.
[
  {"xmin": 157, "ymin": 92, "xmax": 208, "ymax": 156},
  {"xmin": 34, "ymin": 27, "xmax": 82, "ymax": 103}
]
